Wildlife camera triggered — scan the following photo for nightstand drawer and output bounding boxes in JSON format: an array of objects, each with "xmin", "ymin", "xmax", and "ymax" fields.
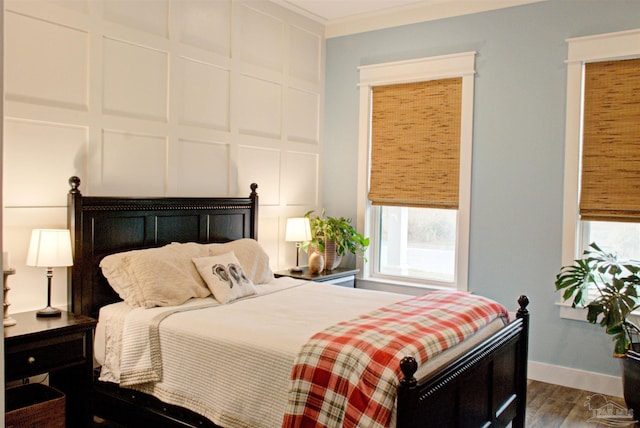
[
  {"xmin": 5, "ymin": 333, "xmax": 86, "ymax": 380},
  {"xmin": 320, "ymin": 276, "xmax": 356, "ymax": 288},
  {"xmin": 274, "ymin": 267, "xmax": 359, "ymax": 288}
]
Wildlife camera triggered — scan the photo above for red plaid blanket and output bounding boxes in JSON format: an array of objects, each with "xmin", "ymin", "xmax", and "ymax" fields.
[{"xmin": 282, "ymin": 291, "xmax": 508, "ymax": 428}]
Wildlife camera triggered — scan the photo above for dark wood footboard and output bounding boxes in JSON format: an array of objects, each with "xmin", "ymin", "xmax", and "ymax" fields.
[{"xmin": 397, "ymin": 295, "xmax": 529, "ymax": 428}]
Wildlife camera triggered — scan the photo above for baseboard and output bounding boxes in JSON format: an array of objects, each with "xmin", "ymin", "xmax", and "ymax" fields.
[{"xmin": 528, "ymin": 360, "xmax": 623, "ymax": 397}]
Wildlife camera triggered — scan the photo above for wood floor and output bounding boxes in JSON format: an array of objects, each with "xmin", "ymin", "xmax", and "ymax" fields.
[
  {"xmin": 526, "ymin": 379, "xmax": 637, "ymax": 427},
  {"xmin": 93, "ymin": 380, "xmax": 637, "ymax": 427}
]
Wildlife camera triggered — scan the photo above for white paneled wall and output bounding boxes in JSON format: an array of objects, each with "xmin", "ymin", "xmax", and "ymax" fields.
[{"xmin": 3, "ymin": 0, "xmax": 325, "ymax": 313}]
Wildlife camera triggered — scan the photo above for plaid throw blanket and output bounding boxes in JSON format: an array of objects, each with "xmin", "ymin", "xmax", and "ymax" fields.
[{"xmin": 282, "ymin": 291, "xmax": 508, "ymax": 428}]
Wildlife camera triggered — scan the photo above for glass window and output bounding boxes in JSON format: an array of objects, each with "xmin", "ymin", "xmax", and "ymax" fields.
[
  {"xmin": 376, "ymin": 206, "xmax": 456, "ymax": 283},
  {"xmin": 581, "ymin": 221, "xmax": 640, "ymax": 261}
]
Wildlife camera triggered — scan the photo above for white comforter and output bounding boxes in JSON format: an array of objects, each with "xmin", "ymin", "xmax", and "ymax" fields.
[
  {"xmin": 95, "ymin": 278, "xmax": 504, "ymax": 428},
  {"xmin": 97, "ymin": 278, "xmax": 407, "ymax": 427}
]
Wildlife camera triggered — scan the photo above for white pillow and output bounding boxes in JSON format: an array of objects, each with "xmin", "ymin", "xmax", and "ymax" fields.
[
  {"xmin": 205, "ymin": 239, "xmax": 274, "ymax": 284},
  {"xmin": 99, "ymin": 242, "xmax": 211, "ymax": 308},
  {"xmin": 192, "ymin": 252, "xmax": 258, "ymax": 304}
]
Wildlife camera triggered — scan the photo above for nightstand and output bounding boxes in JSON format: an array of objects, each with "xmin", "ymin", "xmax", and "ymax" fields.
[
  {"xmin": 274, "ymin": 267, "xmax": 360, "ymax": 288},
  {"xmin": 4, "ymin": 310, "xmax": 97, "ymax": 428}
]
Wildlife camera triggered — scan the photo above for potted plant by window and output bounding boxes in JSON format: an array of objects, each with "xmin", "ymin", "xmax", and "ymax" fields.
[
  {"xmin": 555, "ymin": 242, "xmax": 640, "ymax": 415},
  {"xmin": 303, "ymin": 210, "xmax": 369, "ymax": 271}
]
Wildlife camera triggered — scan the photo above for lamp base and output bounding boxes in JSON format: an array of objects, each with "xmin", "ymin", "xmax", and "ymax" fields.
[
  {"xmin": 36, "ymin": 306, "xmax": 62, "ymax": 318},
  {"xmin": 289, "ymin": 266, "xmax": 304, "ymax": 273}
]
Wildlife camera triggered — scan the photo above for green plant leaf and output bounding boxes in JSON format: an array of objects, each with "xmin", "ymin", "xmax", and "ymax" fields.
[
  {"xmin": 303, "ymin": 210, "xmax": 369, "ymax": 259},
  {"xmin": 556, "ymin": 242, "xmax": 640, "ymax": 356}
]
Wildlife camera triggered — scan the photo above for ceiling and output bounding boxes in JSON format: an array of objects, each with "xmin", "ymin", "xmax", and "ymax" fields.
[
  {"xmin": 276, "ymin": 0, "xmax": 544, "ymax": 38},
  {"xmin": 281, "ymin": 0, "xmax": 425, "ymax": 21}
]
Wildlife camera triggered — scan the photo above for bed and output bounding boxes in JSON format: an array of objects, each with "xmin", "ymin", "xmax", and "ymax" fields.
[{"xmin": 65, "ymin": 176, "xmax": 530, "ymax": 428}]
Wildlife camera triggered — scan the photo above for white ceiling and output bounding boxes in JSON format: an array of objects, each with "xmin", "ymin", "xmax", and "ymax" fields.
[
  {"xmin": 276, "ymin": 0, "xmax": 544, "ymax": 38},
  {"xmin": 281, "ymin": 0, "xmax": 425, "ymax": 21}
]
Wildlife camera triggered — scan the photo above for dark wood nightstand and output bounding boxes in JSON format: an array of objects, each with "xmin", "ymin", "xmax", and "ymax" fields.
[
  {"xmin": 4, "ymin": 310, "xmax": 97, "ymax": 428},
  {"xmin": 274, "ymin": 267, "xmax": 360, "ymax": 288}
]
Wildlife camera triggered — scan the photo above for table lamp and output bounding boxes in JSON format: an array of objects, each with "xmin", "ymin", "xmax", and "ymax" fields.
[
  {"xmin": 26, "ymin": 229, "xmax": 73, "ymax": 317},
  {"xmin": 285, "ymin": 218, "xmax": 312, "ymax": 272}
]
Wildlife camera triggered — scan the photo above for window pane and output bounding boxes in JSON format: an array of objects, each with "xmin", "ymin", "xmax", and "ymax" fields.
[
  {"xmin": 584, "ymin": 221, "xmax": 640, "ymax": 260},
  {"xmin": 378, "ymin": 206, "xmax": 456, "ymax": 282}
]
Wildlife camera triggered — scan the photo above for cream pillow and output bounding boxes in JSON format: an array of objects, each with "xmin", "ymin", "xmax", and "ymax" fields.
[
  {"xmin": 192, "ymin": 252, "xmax": 257, "ymax": 304},
  {"xmin": 205, "ymin": 239, "xmax": 274, "ymax": 284},
  {"xmin": 100, "ymin": 242, "xmax": 211, "ymax": 308}
]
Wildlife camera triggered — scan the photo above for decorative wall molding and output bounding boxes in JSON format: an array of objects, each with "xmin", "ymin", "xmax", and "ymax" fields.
[{"xmin": 3, "ymin": 0, "xmax": 325, "ymax": 312}]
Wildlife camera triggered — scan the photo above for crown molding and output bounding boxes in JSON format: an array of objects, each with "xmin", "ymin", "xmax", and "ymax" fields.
[
  {"xmin": 274, "ymin": 0, "xmax": 546, "ymax": 39},
  {"xmin": 327, "ymin": 0, "xmax": 545, "ymax": 38}
]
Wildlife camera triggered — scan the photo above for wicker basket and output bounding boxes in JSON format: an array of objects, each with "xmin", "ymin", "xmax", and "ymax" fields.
[{"xmin": 5, "ymin": 383, "xmax": 65, "ymax": 428}]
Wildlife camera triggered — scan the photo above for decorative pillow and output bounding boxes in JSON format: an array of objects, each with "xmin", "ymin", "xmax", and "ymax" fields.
[
  {"xmin": 205, "ymin": 239, "xmax": 274, "ymax": 284},
  {"xmin": 100, "ymin": 242, "xmax": 211, "ymax": 308},
  {"xmin": 192, "ymin": 252, "xmax": 258, "ymax": 304}
]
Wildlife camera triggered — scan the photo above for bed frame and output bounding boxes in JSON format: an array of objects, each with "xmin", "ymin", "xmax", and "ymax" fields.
[{"xmin": 66, "ymin": 176, "xmax": 529, "ymax": 428}]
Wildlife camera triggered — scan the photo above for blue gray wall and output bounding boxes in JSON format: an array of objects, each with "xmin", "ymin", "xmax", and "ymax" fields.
[{"xmin": 324, "ymin": 0, "xmax": 640, "ymax": 377}]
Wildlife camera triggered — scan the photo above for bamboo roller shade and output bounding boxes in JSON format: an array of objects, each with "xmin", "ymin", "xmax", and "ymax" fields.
[
  {"xmin": 369, "ymin": 78, "xmax": 462, "ymax": 209},
  {"xmin": 580, "ymin": 58, "xmax": 640, "ymax": 222}
]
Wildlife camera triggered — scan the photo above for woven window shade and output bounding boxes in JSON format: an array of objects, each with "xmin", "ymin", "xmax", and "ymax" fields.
[
  {"xmin": 368, "ymin": 78, "xmax": 462, "ymax": 209},
  {"xmin": 580, "ymin": 58, "xmax": 640, "ymax": 222}
]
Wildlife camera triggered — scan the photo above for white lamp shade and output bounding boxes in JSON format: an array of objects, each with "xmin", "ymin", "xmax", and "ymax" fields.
[
  {"xmin": 26, "ymin": 229, "xmax": 73, "ymax": 267},
  {"xmin": 285, "ymin": 218, "xmax": 312, "ymax": 242}
]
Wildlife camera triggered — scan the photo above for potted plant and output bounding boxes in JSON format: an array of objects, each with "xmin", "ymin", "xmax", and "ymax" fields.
[
  {"xmin": 555, "ymin": 242, "xmax": 640, "ymax": 415},
  {"xmin": 303, "ymin": 209, "xmax": 369, "ymax": 270}
]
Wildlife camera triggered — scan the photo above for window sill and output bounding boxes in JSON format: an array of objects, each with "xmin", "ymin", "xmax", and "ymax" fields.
[
  {"xmin": 557, "ymin": 301, "xmax": 640, "ymax": 324},
  {"xmin": 357, "ymin": 275, "xmax": 463, "ymax": 296},
  {"xmin": 557, "ymin": 301, "xmax": 588, "ymax": 321}
]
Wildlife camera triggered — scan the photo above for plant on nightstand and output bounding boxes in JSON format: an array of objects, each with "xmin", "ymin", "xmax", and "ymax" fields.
[
  {"xmin": 303, "ymin": 209, "xmax": 369, "ymax": 270},
  {"xmin": 555, "ymin": 242, "xmax": 640, "ymax": 416}
]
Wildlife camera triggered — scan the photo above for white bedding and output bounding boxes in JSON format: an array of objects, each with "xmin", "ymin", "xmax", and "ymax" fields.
[{"xmin": 94, "ymin": 277, "xmax": 505, "ymax": 428}]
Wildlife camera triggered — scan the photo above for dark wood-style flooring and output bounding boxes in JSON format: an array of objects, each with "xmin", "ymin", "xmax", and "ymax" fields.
[
  {"xmin": 92, "ymin": 380, "xmax": 637, "ymax": 427},
  {"xmin": 526, "ymin": 379, "xmax": 637, "ymax": 427}
]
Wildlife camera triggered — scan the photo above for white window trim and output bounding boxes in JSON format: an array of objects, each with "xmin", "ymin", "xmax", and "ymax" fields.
[
  {"xmin": 560, "ymin": 29, "xmax": 640, "ymax": 319},
  {"xmin": 356, "ymin": 52, "xmax": 476, "ymax": 291}
]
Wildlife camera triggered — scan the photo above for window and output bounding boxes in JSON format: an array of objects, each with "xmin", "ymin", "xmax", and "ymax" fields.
[
  {"xmin": 562, "ymin": 30, "xmax": 640, "ymax": 265},
  {"xmin": 580, "ymin": 57, "xmax": 640, "ymax": 262},
  {"xmin": 357, "ymin": 52, "xmax": 475, "ymax": 290},
  {"xmin": 560, "ymin": 29, "xmax": 640, "ymax": 318},
  {"xmin": 376, "ymin": 206, "xmax": 457, "ymax": 283}
]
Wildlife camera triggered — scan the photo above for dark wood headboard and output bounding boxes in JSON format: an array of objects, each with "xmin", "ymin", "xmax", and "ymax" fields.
[{"xmin": 66, "ymin": 176, "xmax": 259, "ymax": 318}]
